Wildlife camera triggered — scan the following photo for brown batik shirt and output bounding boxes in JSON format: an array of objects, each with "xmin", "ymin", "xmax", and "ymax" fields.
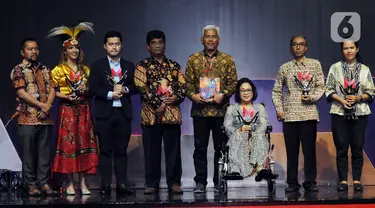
[
  {"xmin": 134, "ymin": 56, "xmax": 186, "ymax": 125},
  {"xmin": 185, "ymin": 50, "xmax": 238, "ymax": 117}
]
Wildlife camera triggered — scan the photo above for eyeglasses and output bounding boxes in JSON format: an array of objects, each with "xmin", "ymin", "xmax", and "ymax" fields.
[
  {"xmin": 291, "ymin": 42, "xmax": 306, "ymax": 47},
  {"xmin": 240, "ymin": 89, "xmax": 253, "ymax": 93}
]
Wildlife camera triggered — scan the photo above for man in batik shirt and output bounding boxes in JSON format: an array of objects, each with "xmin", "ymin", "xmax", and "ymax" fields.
[
  {"xmin": 10, "ymin": 38, "xmax": 58, "ymax": 196},
  {"xmin": 272, "ymin": 36, "xmax": 324, "ymax": 193},
  {"xmin": 134, "ymin": 30, "xmax": 186, "ymax": 195},
  {"xmin": 185, "ymin": 25, "xmax": 238, "ymax": 193}
]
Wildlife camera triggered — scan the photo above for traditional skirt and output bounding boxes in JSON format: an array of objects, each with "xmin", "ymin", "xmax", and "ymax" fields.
[{"xmin": 53, "ymin": 99, "xmax": 99, "ymax": 174}]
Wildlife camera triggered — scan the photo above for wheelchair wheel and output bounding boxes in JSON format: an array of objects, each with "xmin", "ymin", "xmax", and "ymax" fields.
[
  {"xmin": 221, "ymin": 180, "xmax": 228, "ymax": 195},
  {"xmin": 267, "ymin": 179, "xmax": 276, "ymax": 195},
  {"xmin": 218, "ymin": 163, "xmax": 224, "ymax": 188},
  {"xmin": 218, "ymin": 165, "xmax": 228, "ymax": 194}
]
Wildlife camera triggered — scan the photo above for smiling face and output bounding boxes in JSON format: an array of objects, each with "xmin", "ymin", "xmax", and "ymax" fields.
[
  {"xmin": 65, "ymin": 45, "xmax": 80, "ymax": 61},
  {"xmin": 201, "ymin": 29, "xmax": 220, "ymax": 51},
  {"xmin": 239, "ymin": 82, "xmax": 253, "ymax": 103}
]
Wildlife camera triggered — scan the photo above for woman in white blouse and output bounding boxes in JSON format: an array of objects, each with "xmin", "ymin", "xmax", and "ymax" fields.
[{"xmin": 325, "ymin": 40, "xmax": 375, "ymax": 192}]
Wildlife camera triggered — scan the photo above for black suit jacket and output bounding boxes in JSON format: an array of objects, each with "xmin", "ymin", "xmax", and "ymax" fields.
[{"xmin": 89, "ymin": 57, "xmax": 137, "ymax": 120}]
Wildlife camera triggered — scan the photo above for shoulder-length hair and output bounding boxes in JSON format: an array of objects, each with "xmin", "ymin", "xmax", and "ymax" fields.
[{"xmin": 234, "ymin": 77, "xmax": 258, "ymax": 103}]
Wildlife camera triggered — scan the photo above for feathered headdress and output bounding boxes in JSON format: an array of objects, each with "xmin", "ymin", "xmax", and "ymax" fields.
[{"xmin": 47, "ymin": 22, "xmax": 94, "ymax": 47}]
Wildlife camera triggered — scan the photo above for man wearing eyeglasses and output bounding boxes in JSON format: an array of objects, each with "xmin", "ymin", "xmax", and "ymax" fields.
[{"xmin": 272, "ymin": 36, "xmax": 325, "ymax": 193}]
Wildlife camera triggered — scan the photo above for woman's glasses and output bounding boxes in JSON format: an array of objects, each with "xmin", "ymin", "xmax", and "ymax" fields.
[{"xmin": 240, "ymin": 89, "xmax": 253, "ymax": 94}]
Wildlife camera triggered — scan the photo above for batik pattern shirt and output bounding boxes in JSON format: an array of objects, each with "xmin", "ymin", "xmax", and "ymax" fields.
[
  {"xmin": 185, "ymin": 50, "xmax": 238, "ymax": 117},
  {"xmin": 10, "ymin": 59, "xmax": 54, "ymax": 125},
  {"xmin": 134, "ymin": 57, "xmax": 186, "ymax": 125},
  {"xmin": 272, "ymin": 57, "xmax": 325, "ymax": 122}
]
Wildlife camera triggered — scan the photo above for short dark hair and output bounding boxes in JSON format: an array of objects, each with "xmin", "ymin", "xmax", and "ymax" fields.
[
  {"xmin": 146, "ymin": 30, "xmax": 165, "ymax": 45},
  {"xmin": 290, "ymin": 35, "xmax": 307, "ymax": 47},
  {"xmin": 20, "ymin": 38, "xmax": 37, "ymax": 50},
  {"xmin": 104, "ymin": 31, "xmax": 122, "ymax": 44},
  {"xmin": 234, "ymin": 77, "xmax": 258, "ymax": 103}
]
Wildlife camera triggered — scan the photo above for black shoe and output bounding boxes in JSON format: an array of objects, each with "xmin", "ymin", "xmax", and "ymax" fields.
[
  {"xmin": 126, "ymin": 179, "xmax": 136, "ymax": 187},
  {"xmin": 286, "ymin": 191, "xmax": 301, "ymax": 201},
  {"xmin": 229, "ymin": 172, "xmax": 241, "ymax": 176},
  {"xmin": 193, "ymin": 183, "xmax": 206, "ymax": 193},
  {"xmin": 303, "ymin": 182, "xmax": 319, "ymax": 192},
  {"xmin": 100, "ymin": 185, "xmax": 111, "ymax": 196},
  {"xmin": 255, "ymin": 169, "xmax": 277, "ymax": 182},
  {"xmin": 116, "ymin": 184, "xmax": 135, "ymax": 195},
  {"xmin": 304, "ymin": 191, "xmax": 318, "ymax": 200},
  {"xmin": 337, "ymin": 183, "xmax": 348, "ymax": 192},
  {"xmin": 354, "ymin": 183, "xmax": 364, "ymax": 192},
  {"xmin": 285, "ymin": 184, "xmax": 300, "ymax": 193},
  {"xmin": 255, "ymin": 172, "xmax": 263, "ymax": 182},
  {"xmin": 214, "ymin": 184, "xmax": 220, "ymax": 193}
]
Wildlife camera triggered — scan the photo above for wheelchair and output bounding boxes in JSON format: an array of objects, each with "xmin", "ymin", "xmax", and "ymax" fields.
[{"xmin": 217, "ymin": 107, "xmax": 278, "ymax": 195}]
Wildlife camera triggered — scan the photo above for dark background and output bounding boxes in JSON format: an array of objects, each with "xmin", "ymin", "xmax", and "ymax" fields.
[
  {"xmin": 2, "ymin": 0, "xmax": 375, "ymax": 188},
  {"xmin": 2, "ymin": 0, "xmax": 375, "ymax": 123}
]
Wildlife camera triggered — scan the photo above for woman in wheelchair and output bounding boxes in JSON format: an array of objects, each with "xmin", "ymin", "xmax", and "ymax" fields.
[{"xmin": 223, "ymin": 78, "xmax": 276, "ymax": 181}]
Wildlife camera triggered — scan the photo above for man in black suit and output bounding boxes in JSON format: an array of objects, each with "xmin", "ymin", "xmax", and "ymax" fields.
[{"xmin": 89, "ymin": 31, "xmax": 136, "ymax": 195}]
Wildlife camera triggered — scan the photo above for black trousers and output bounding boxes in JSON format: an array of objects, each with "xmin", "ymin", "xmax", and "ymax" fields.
[
  {"xmin": 331, "ymin": 114, "xmax": 368, "ymax": 182},
  {"xmin": 95, "ymin": 108, "xmax": 131, "ymax": 185},
  {"xmin": 142, "ymin": 124, "xmax": 182, "ymax": 188},
  {"xmin": 283, "ymin": 120, "xmax": 317, "ymax": 186},
  {"xmin": 18, "ymin": 125, "xmax": 52, "ymax": 188},
  {"xmin": 193, "ymin": 117, "xmax": 227, "ymax": 186}
]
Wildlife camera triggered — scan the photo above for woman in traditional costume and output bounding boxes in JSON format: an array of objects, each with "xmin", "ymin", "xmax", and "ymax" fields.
[{"xmin": 47, "ymin": 22, "xmax": 99, "ymax": 195}]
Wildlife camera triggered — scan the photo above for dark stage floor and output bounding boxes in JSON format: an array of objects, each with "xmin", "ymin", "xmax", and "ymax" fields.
[{"xmin": 1, "ymin": 185, "xmax": 375, "ymax": 207}]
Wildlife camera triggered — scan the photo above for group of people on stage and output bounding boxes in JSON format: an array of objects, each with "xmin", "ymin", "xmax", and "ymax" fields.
[{"xmin": 10, "ymin": 22, "xmax": 374, "ymax": 197}]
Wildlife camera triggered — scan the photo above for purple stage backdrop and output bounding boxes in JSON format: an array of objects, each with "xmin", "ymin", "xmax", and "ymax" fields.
[{"xmin": 126, "ymin": 79, "xmax": 375, "ymax": 163}]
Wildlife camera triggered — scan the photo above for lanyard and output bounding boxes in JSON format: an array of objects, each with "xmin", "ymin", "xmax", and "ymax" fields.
[{"xmin": 203, "ymin": 56, "xmax": 216, "ymax": 75}]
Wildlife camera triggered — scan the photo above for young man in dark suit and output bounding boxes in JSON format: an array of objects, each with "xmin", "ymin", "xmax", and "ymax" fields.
[{"xmin": 89, "ymin": 31, "xmax": 136, "ymax": 195}]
